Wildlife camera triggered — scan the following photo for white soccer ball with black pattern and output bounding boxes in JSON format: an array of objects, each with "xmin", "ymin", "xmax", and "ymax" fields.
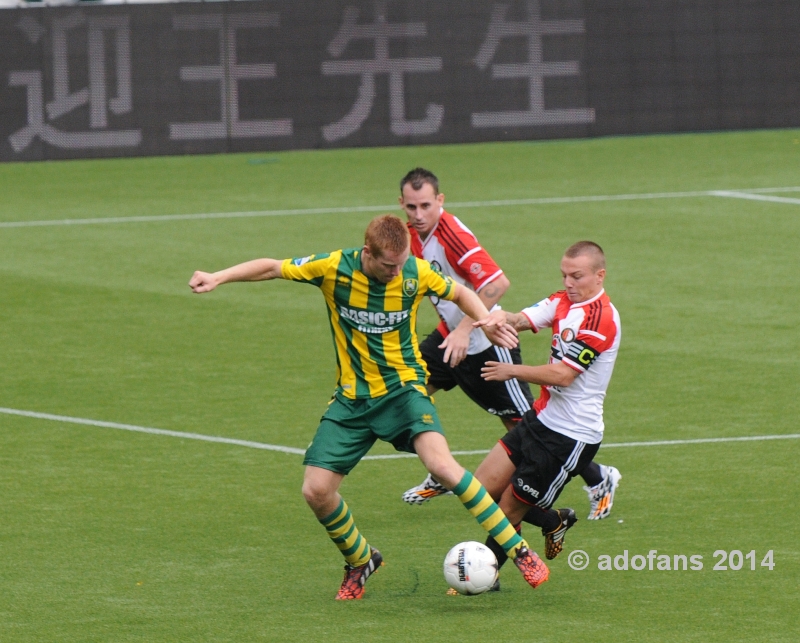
[{"xmin": 443, "ymin": 541, "xmax": 499, "ymax": 595}]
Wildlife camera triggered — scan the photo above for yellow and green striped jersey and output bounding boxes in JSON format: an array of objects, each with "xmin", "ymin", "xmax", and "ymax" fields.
[{"xmin": 281, "ymin": 248, "xmax": 456, "ymax": 399}]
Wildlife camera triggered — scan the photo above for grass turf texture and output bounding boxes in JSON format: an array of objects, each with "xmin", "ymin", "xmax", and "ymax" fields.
[{"xmin": 1, "ymin": 129, "xmax": 799, "ymax": 642}]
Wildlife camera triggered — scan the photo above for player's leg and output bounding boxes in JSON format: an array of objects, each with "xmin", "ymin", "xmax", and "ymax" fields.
[
  {"xmin": 500, "ymin": 416, "xmax": 517, "ymax": 431},
  {"xmin": 473, "ymin": 424, "xmax": 541, "ymax": 570},
  {"xmin": 472, "ymin": 441, "xmax": 549, "ymax": 587},
  {"xmin": 582, "ymin": 461, "xmax": 622, "ymax": 520},
  {"xmin": 468, "ymin": 442, "xmax": 522, "ymax": 589},
  {"xmin": 413, "ymin": 432, "xmax": 530, "ymax": 558},
  {"xmin": 488, "ymin": 345, "xmax": 620, "ymax": 519},
  {"xmin": 473, "ymin": 441, "xmax": 516, "ymax": 500},
  {"xmin": 382, "ymin": 386, "xmax": 548, "ymax": 589},
  {"xmin": 302, "ymin": 465, "xmax": 383, "ymax": 600},
  {"xmin": 401, "ymin": 330, "xmax": 458, "ymax": 504},
  {"xmin": 515, "ymin": 416, "xmax": 599, "ymax": 558},
  {"xmin": 412, "ymin": 430, "xmax": 549, "ymax": 589},
  {"xmin": 302, "ymin": 401, "xmax": 383, "ymax": 600}
]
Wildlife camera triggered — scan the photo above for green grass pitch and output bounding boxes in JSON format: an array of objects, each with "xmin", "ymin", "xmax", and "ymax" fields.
[{"xmin": 1, "ymin": 129, "xmax": 798, "ymax": 642}]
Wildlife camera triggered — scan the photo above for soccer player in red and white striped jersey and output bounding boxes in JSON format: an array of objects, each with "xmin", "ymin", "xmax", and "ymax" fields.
[
  {"xmin": 474, "ymin": 241, "xmax": 622, "ymax": 566},
  {"xmin": 398, "ymin": 169, "xmax": 619, "ymax": 525}
]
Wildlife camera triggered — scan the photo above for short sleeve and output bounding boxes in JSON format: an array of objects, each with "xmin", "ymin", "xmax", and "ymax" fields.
[
  {"xmin": 281, "ymin": 252, "xmax": 332, "ymax": 287},
  {"xmin": 418, "ymin": 259, "xmax": 456, "ymax": 300},
  {"xmin": 521, "ymin": 293, "xmax": 561, "ymax": 332}
]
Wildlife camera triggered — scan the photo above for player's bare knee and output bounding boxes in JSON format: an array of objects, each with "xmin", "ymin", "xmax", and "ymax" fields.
[{"xmin": 301, "ymin": 479, "xmax": 331, "ymax": 510}]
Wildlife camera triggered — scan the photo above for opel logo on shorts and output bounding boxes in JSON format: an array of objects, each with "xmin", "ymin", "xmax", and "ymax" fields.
[{"xmin": 517, "ymin": 478, "xmax": 524, "ymax": 487}]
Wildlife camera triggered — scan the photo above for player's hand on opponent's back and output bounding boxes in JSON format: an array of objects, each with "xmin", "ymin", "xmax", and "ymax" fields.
[
  {"xmin": 189, "ymin": 271, "xmax": 219, "ymax": 293},
  {"xmin": 481, "ymin": 360, "xmax": 516, "ymax": 382},
  {"xmin": 439, "ymin": 326, "xmax": 471, "ymax": 367}
]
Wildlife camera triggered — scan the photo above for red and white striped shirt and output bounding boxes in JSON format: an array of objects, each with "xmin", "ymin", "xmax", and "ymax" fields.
[
  {"xmin": 522, "ymin": 289, "xmax": 621, "ymax": 444},
  {"xmin": 409, "ymin": 211, "xmax": 504, "ymax": 354}
]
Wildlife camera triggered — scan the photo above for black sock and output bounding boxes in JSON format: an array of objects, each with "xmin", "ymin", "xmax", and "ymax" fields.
[
  {"xmin": 581, "ymin": 461, "xmax": 604, "ymax": 487},
  {"xmin": 522, "ymin": 505, "xmax": 561, "ymax": 532}
]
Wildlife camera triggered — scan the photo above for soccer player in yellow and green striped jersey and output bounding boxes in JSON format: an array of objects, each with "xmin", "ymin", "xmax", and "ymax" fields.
[
  {"xmin": 189, "ymin": 215, "xmax": 549, "ymax": 599},
  {"xmin": 281, "ymin": 243, "xmax": 450, "ymax": 400}
]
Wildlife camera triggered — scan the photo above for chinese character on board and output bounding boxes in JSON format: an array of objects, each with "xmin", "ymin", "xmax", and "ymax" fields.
[
  {"xmin": 8, "ymin": 12, "xmax": 141, "ymax": 153},
  {"xmin": 322, "ymin": 1, "xmax": 443, "ymax": 142},
  {"xmin": 169, "ymin": 12, "xmax": 293, "ymax": 141},
  {"xmin": 472, "ymin": 0, "xmax": 595, "ymax": 128}
]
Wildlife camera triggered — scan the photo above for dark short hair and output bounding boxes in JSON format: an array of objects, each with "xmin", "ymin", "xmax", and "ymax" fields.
[
  {"xmin": 400, "ymin": 167, "xmax": 439, "ymax": 195},
  {"xmin": 564, "ymin": 240, "xmax": 606, "ymax": 271},
  {"xmin": 364, "ymin": 215, "xmax": 410, "ymax": 257}
]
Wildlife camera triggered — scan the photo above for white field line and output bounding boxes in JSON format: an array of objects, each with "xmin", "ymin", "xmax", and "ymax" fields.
[
  {"xmin": 709, "ymin": 190, "xmax": 800, "ymax": 205},
  {"xmin": 0, "ymin": 407, "xmax": 306, "ymax": 455},
  {"xmin": 1, "ymin": 406, "xmax": 798, "ymax": 459},
  {"xmin": 1, "ymin": 186, "xmax": 799, "ymax": 229}
]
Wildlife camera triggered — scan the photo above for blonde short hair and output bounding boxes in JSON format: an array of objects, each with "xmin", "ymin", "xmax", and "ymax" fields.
[{"xmin": 564, "ymin": 240, "xmax": 605, "ymax": 271}]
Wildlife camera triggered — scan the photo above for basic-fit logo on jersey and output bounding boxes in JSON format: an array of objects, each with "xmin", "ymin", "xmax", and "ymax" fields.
[{"xmin": 338, "ymin": 305, "xmax": 410, "ymax": 334}]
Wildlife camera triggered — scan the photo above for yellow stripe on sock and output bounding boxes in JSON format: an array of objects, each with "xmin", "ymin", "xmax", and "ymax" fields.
[
  {"xmin": 456, "ymin": 477, "xmax": 483, "ymax": 504},
  {"xmin": 494, "ymin": 525, "xmax": 525, "ymax": 551},
  {"xmin": 336, "ymin": 527, "xmax": 361, "ymax": 553},
  {"xmin": 479, "ymin": 508, "xmax": 508, "ymax": 533},
  {"xmin": 471, "ymin": 494, "xmax": 498, "ymax": 521},
  {"xmin": 322, "ymin": 502, "xmax": 350, "ymax": 529},
  {"xmin": 347, "ymin": 540, "xmax": 371, "ymax": 567},
  {"xmin": 327, "ymin": 516, "xmax": 355, "ymax": 541}
]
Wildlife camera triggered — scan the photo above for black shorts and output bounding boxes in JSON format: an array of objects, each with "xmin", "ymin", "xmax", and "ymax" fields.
[
  {"xmin": 500, "ymin": 411, "xmax": 600, "ymax": 509},
  {"xmin": 420, "ymin": 329, "xmax": 533, "ymax": 422}
]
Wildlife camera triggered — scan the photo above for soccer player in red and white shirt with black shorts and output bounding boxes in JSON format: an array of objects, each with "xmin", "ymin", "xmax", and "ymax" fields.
[
  {"xmin": 397, "ymin": 169, "xmax": 619, "ymax": 524},
  {"xmin": 473, "ymin": 241, "xmax": 621, "ymax": 569}
]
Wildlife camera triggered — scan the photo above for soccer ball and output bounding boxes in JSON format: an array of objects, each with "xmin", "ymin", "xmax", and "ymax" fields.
[{"xmin": 443, "ymin": 541, "xmax": 499, "ymax": 595}]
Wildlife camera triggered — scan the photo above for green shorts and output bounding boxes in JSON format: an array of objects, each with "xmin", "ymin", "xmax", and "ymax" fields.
[{"xmin": 303, "ymin": 384, "xmax": 445, "ymax": 475}]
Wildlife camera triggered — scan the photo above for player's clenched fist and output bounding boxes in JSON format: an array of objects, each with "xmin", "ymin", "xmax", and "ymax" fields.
[{"xmin": 189, "ymin": 271, "xmax": 218, "ymax": 293}]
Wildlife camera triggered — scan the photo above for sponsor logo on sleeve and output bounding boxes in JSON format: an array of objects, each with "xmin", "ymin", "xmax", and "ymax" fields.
[
  {"xmin": 470, "ymin": 262, "xmax": 486, "ymax": 279},
  {"xmin": 292, "ymin": 255, "xmax": 313, "ymax": 266}
]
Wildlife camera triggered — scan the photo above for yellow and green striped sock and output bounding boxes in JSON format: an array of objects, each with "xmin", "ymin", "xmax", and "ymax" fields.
[
  {"xmin": 319, "ymin": 498, "xmax": 371, "ymax": 567},
  {"xmin": 453, "ymin": 471, "xmax": 527, "ymax": 559}
]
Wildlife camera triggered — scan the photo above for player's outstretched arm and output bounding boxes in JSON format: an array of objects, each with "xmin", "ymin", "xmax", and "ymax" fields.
[
  {"xmin": 189, "ymin": 258, "xmax": 284, "ymax": 293},
  {"xmin": 440, "ymin": 275, "xmax": 512, "ymax": 367},
  {"xmin": 482, "ymin": 361, "xmax": 578, "ymax": 387},
  {"xmin": 474, "ymin": 310, "xmax": 532, "ymax": 333},
  {"xmin": 450, "ymin": 284, "xmax": 518, "ymax": 349}
]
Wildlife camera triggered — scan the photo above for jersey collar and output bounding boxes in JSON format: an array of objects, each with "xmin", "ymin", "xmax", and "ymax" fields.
[
  {"xmin": 419, "ymin": 208, "xmax": 445, "ymax": 248},
  {"xmin": 570, "ymin": 288, "xmax": 605, "ymax": 309}
]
